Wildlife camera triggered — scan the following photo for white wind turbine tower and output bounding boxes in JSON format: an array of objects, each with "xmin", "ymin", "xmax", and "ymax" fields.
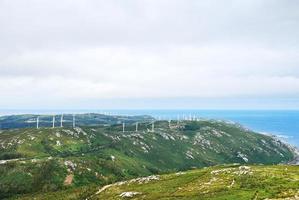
[
  {"xmin": 73, "ymin": 114, "xmax": 76, "ymax": 128},
  {"xmin": 36, "ymin": 116, "xmax": 39, "ymax": 129},
  {"xmin": 135, "ymin": 122, "xmax": 138, "ymax": 132},
  {"xmin": 52, "ymin": 115, "xmax": 55, "ymax": 128},
  {"xmin": 60, "ymin": 114, "xmax": 63, "ymax": 127},
  {"xmin": 168, "ymin": 120, "xmax": 171, "ymax": 128},
  {"xmin": 152, "ymin": 121, "xmax": 155, "ymax": 132},
  {"xmin": 122, "ymin": 122, "xmax": 125, "ymax": 133}
]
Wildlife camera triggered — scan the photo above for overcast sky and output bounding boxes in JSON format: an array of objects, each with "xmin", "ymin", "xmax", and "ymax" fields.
[{"xmin": 0, "ymin": 0, "xmax": 299, "ymax": 109}]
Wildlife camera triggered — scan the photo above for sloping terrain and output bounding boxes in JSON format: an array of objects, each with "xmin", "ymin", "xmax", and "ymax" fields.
[
  {"xmin": 15, "ymin": 165, "xmax": 299, "ymax": 200},
  {"xmin": 90, "ymin": 164, "xmax": 299, "ymax": 200},
  {"xmin": 0, "ymin": 119, "xmax": 296, "ymax": 199}
]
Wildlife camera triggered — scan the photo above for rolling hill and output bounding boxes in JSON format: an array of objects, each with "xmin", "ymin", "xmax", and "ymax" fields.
[{"xmin": 0, "ymin": 116, "xmax": 297, "ymax": 199}]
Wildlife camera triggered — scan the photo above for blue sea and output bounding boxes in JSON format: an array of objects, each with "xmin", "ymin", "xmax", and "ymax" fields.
[
  {"xmin": 1, "ymin": 109, "xmax": 298, "ymax": 147},
  {"xmin": 108, "ymin": 109, "xmax": 299, "ymax": 147}
]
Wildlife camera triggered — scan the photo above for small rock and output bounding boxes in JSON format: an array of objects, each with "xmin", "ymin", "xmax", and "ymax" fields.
[{"xmin": 119, "ymin": 191, "xmax": 141, "ymax": 198}]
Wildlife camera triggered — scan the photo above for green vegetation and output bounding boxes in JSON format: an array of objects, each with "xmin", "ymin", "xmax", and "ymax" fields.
[
  {"xmin": 92, "ymin": 164, "xmax": 299, "ymax": 200},
  {"xmin": 0, "ymin": 159, "xmax": 67, "ymax": 199},
  {"xmin": 0, "ymin": 118, "xmax": 296, "ymax": 199},
  {"xmin": 15, "ymin": 165, "xmax": 299, "ymax": 200}
]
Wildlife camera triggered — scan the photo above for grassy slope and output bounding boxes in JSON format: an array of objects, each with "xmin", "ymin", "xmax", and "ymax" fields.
[
  {"xmin": 93, "ymin": 164, "xmax": 299, "ymax": 200},
  {"xmin": 0, "ymin": 120, "xmax": 296, "ymax": 199},
  {"xmin": 17, "ymin": 164, "xmax": 299, "ymax": 200}
]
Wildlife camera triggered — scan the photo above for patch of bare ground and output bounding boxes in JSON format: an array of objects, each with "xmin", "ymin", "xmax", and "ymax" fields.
[{"xmin": 64, "ymin": 174, "xmax": 74, "ymax": 186}]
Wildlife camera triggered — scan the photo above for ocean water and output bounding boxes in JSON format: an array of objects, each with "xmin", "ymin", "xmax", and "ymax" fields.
[
  {"xmin": 121, "ymin": 109, "xmax": 299, "ymax": 147},
  {"xmin": 1, "ymin": 109, "xmax": 298, "ymax": 147}
]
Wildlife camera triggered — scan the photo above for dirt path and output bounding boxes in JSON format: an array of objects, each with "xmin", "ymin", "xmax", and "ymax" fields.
[{"xmin": 64, "ymin": 174, "xmax": 74, "ymax": 185}]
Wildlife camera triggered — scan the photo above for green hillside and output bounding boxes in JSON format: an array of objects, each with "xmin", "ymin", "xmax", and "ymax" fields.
[
  {"xmin": 0, "ymin": 119, "xmax": 296, "ymax": 199},
  {"xmin": 15, "ymin": 165, "xmax": 299, "ymax": 200},
  {"xmin": 91, "ymin": 164, "xmax": 299, "ymax": 200}
]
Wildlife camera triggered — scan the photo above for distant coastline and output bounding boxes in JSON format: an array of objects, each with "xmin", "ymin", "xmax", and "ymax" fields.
[{"xmin": 1, "ymin": 109, "xmax": 298, "ymax": 147}]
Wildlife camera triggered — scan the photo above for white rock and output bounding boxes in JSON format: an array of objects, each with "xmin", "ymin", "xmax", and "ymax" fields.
[
  {"xmin": 237, "ymin": 152, "xmax": 249, "ymax": 162},
  {"xmin": 119, "ymin": 191, "xmax": 141, "ymax": 198},
  {"xmin": 111, "ymin": 155, "xmax": 115, "ymax": 161},
  {"xmin": 64, "ymin": 160, "xmax": 77, "ymax": 171},
  {"xmin": 186, "ymin": 150, "xmax": 194, "ymax": 159},
  {"xmin": 56, "ymin": 140, "xmax": 61, "ymax": 146}
]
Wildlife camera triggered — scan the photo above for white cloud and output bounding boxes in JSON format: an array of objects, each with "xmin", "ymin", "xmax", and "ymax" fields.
[{"xmin": 0, "ymin": 0, "xmax": 298, "ymax": 108}]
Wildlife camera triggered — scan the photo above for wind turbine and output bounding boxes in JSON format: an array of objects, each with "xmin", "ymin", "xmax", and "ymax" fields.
[
  {"xmin": 60, "ymin": 114, "xmax": 63, "ymax": 127},
  {"xmin": 122, "ymin": 122, "xmax": 125, "ymax": 133},
  {"xmin": 52, "ymin": 115, "xmax": 55, "ymax": 128},
  {"xmin": 73, "ymin": 114, "xmax": 76, "ymax": 128},
  {"xmin": 36, "ymin": 116, "xmax": 39, "ymax": 129},
  {"xmin": 136, "ymin": 122, "xmax": 138, "ymax": 132},
  {"xmin": 152, "ymin": 121, "xmax": 155, "ymax": 132}
]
